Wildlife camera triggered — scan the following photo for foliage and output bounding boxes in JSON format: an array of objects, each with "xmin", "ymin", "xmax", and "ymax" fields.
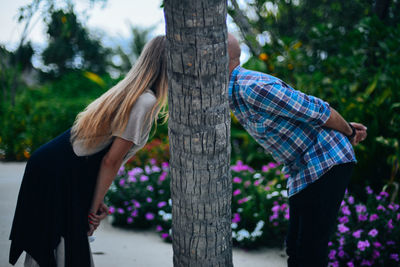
[
  {"xmin": 41, "ymin": 9, "xmax": 110, "ymax": 78},
  {"xmin": 327, "ymin": 187, "xmax": 400, "ymax": 267},
  {"xmin": 0, "ymin": 71, "xmax": 112, "ymax": 160},
  {"xmin": 229, "ymin": 0, "xmax": 400, "ymax": 196}
]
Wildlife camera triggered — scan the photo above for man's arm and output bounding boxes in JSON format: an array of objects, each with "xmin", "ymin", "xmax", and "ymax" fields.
[{"xmin": 323, "ymin": 107, "xmax": 367, "ymax": 145}]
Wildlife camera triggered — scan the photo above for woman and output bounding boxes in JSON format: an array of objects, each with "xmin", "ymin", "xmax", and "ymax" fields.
[{"xmin": 9, "ymin": 35, "xmax": 168, "ymax": 267}]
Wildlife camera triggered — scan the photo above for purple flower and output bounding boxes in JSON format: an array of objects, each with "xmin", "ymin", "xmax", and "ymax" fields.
[
  {"xmin": 373, "ymin": 241, "xmax": 381, "ymax": 248},
  {"xmin": 361, "ymin": 259, "xmax": 373, "ymax": 266},
  {"xmin": 117, "ymin": 166, "xmax": 125, "ymax": 175},
  {"xmin": 328, "ymin": 241, "xmax": 333, "ymax": 246},
  {"xmin": 147, "ymin": 185, "xmax": 154, "ymax": 191},
  {"xmin": 161, "ymin": 233, "xmax": 169, "ymax": 239},
  {"xmin": 369, "ymin": 214, "xmax": 379, "ymax": 221},
  {"xmin": 238, "ymin": 197, "xmax": 249, "ymax": 204},
  {"xmin": 264, "ymin": 186, "xmax": 271, "ymax": 191},
  {"xmin": 352, "ymin": 229, "xmax": 363, "ymax": 239},
  {"xmin": 339, "ymin": 237, "xmax": 345, "ymax": 246},
  {"xmin": 379, "ymin": 191, "xmax": 389, "ymax": 198},
  {"xmin": 347, "ymin": 196, "xmax": 354, "ymax": 204},
  {"xmin": 338, "ymin": 224, "xmax": 349, "ymax": 233},
  {"xmin": 127, "ymin": 206, "xmax": 133, "ymax": 211},
  {"xmin": 244, "ymin": 181, "xmax": 251, "ymax": 188},
  {"xmin": 366, "ymin": 186, "xmax": 373, "ymax": 194},
  {"xmin": 152, "ymin": 165, "xmax": 161, "ymax": 172},
  {"xmin": 254, "ymin": 180, "xmax": 261, "ymax": 186},
  {"xmin": 358, "ymin": 214, "xmax": 368, "ymax": 222},
  {"xmin": 145, "ymin": 165, "xmax": 152, "ymax": 174},
  {"xmin": 368, "ymin": 229, "xmax": 378, "ymax": 237},
  {"xmin": 357, "ymin": 240, "xmax": 370, "ymax": 251},
  {"xmin": 388, "ymin": 219, "xmax": 394, "ymax": 229},
  {"xmin": 150, "ymin": 158, "xmax": 157, "ymax": 165},
  {"xmin": 128, "ymin": 176, "xmax": 137, "ymax": 182},
  {"xmin": 140, "ymin": 175, "xmax": 149, "ymax": 182},
  {"xmin": 131, "ymin": 210, "xmax": 138, "ymax": 217},
  {"xmin": 397, "ymin": 213, "xmax": 400, "ymax": 221},
  {"xmin": 231, "ymin": 160, "xmax": 254, "ymax": 172},
  {"xmin": 145, "ymin": 212, "xmax": 155, "ymax": 220},
  {"xmin": 272, "ymin": 204, "xmax": 280, "ymax": 213},
  {"xmin": 377, "ymin": 205, "xmax": 385, "ymax": 211},
  {"xmin": 156, "ymin": 225, "xmax": 163, "ymax": 231},
  {"xmin": 233, "ymin": 189, "xmax": 241, "ymax": 196},
  {"xmin": 347, "ymin": 262, "xmax": 354, "ymax": 267},
  {"xmin": 233, "ymin": 177, "xmax": 242, "ymax": 183},
  {"xmin": 387, "ymin": 240, "xmax": 395, "ymax": 245},
  {"xmin": 109, "ymin": 206, "xmax": 115, "ymax": 214},
  {"xmin": 269, "ymin": 213, "xmax": 278, "ymax": 221},
  {"xmin": 372, "ymin": 250, "xmax": 380, "ymax": 259},
  {"xmin": 161, "ymin": 162, "xmax": 169, "ymax": 170},
  {"xmin": 159, "ymin": 172, "xmax": 167, "ymax": 182},
  {"xmin": 128, "ymin": 167, "xmax": 143, "ymax": 176},
  {"xmin": 146, "ymin": 197, "xmax": 152, "ymax": 203},
  {"xmin": 331, "ymin": 261, "xmax": 339, "ymax": 267},
  {"xmin": 132, "ymin": 200, "xmax": 141, "ymax": 208},
  {"xmin": 390, "ymin": 254, "xmax": 399, "ymax": 262},
  {"xmin": 232, "ymin": 213, "xmax": 241, "ymax": 223},
  {"xmin": 342, "ymin": 205, "xmax": 351, "ymax": 215},
  {"xmin": 127, "ymin": 217, "xmax": 133, "ymax": 224},
  {"xmin": 117, "ymin": 208, "xmax": 124, "ymax": 214},
  {"xmin": 356, "ymin": 204, "xmax": 367, "ymax": 213},
  {"xmin": 338, "ymin": 250, "xmax": 345, "ymax": 258},
  {"xmin": 157, "ymin": 201, "xmax": 167, "ymax": 208},
  {"xmin": 339, "ymin": 216, "xmax": 349, "ymax": 224},
  {"xmin": 328, "ymin": 249, "xmax": 336, "ymax": 260},
  {"xmin": 119, "ymin": 179, "xmax": 125, "ymax": 186}
]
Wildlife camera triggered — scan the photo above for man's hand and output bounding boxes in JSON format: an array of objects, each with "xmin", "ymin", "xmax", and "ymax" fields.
[{"xmin": 349, "ymin": 122, "xmax": 367, "ymax": 145}]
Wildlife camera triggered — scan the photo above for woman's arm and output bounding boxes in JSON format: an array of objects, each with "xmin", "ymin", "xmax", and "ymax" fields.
[{"xmin": 89, "ymin": 137, "xmax": 134, "ymax": 215}]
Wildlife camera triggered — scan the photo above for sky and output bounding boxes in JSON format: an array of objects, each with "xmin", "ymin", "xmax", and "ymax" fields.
[{"xmin": 0, "ymin": 0, "xmax": 249, "ymax": 64}]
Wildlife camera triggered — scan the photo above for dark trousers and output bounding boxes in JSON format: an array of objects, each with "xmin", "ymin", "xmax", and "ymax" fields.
[{"xmin": 286, "ymin": 163, "xmax": 354, "ymax": 267}]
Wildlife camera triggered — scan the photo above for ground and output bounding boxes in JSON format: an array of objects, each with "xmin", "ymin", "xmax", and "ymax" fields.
[{"xmin": 0, "ymin": 162, "xmax": 287, "ymax": 267}]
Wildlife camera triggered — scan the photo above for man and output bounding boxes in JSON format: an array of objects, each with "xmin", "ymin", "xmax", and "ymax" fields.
[{"xmin": 227, "ymin": 34, "xmax": 367, "ymax": 267}]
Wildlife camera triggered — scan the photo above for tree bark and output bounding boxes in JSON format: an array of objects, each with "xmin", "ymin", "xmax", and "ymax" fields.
[{"xmin": 164, "ymin": 0, "xmax": 232, "ymax": 266}]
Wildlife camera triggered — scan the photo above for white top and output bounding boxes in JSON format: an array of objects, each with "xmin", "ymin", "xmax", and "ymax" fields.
[{"xmin": 71, "ymin": 89, "xmax": 157, "ymax": 165}]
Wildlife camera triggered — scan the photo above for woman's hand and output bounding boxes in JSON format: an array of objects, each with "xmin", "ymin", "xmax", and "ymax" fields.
[{"xmin": 87, "ymin": 202, "xmax": 109, "ymax": 236}]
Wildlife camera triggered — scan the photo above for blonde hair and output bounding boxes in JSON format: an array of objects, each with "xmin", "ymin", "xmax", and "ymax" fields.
[{"xmin": 70, "ymin": 35, "xmax": 168, "ymax": 149}]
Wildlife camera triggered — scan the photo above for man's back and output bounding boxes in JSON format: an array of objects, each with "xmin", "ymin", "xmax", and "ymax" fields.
[{"xmin": 228, "ymin": 66, "xmax": 356, "ymax": 197}]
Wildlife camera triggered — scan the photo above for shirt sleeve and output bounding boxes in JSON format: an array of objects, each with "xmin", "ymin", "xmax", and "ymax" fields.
[
  {"xmin": 243, "ymin": 79, "xmax": 331, "ymax": 126},
  {"xmin": 113, "ymin": 93, "xmax": 156, "ymax": 145}
]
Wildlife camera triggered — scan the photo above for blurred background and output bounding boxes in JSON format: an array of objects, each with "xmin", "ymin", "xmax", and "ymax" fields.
[{"xmin": 1, "ymin": 1, "xmax": 399, "ymax": 264}]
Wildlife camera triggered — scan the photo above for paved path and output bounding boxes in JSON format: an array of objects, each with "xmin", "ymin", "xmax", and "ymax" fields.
[{"xmin": 0, "ymin": 162, "xmax": 287, "ymax": 267}]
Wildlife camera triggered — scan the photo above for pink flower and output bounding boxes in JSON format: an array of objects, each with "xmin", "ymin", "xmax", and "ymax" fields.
[
  {"xmin": 372, "ymin": 250, "xmax": 380, "ymax": 259},
  {"xmin": 109, "ymin": 206, "xmax": 115, "ymax": 214},
  {"xmin": 373, "ymin": 241, "xmax": 381, "ymax": 248},
  {"xmin": 156, "ymin": 225, "xmax": 163, "ymax": 232},
  {"xmin": 397, "ymin": 213, "xmax": 400, "ymax": 221},
  {"xmin": 147, "ymin": 185, "xmax": 154, "ymax": 191},
  {"xmin": 254, "ymin": 180, "xmax": 260, "ymax": 186},
  {"xmin": 338, "ymin": 224, "xmax": 349, "ymax": 233},
  {"xmin": 341, "ymin": 205, "xmax": 351, "ymax": 215},
  {"xmin": 347, "ymin": 196, "xmax": 354, "ymax": 204},
  {"xmin": 358, "ymin": 214, "xmax": 368, "ymax": 222},
  {"xmin": 352, "ymin": 229, "xmax": 363, "ymax": 239},
  {"xmin": 369, "ymin": 214, "xmax": 379, "ymax": 221},
  {"xmin": 361, "ymin": 259, "xmax": 373, "ymax": 266},
  {"xmin": 233, "ymin": 189, "xmax": 241, "ymax": 196},
  {"xmin": 146, "ymin": 197, "xmax": 152, "ymax": 203},
  {"xmin": 357, "ymin": 240, "xmax": 370, "ymax": 251},
  {"xmin": 128, "ymin": 176, "xmax": 137, "ymax": 182},
  {"xmin": 131, "ymin": 210, "xmax": 138, "ymax": 217},
  {"xmin": 233, "ymin": 177, "xmax": 242, "ymax": 183},
  {"xmin": 338, "ymin": 250, "xmax": 345, "ymax": 258},
  {"xmin": 159, "ymin": 172, "xmax": 168, "ymax": 182},
  {"xmin": 244, "ymin": 181, "xmax": 251, "ymax": 188},
  {"xmin": 390, "ymin": 254, "xmax": 399, "ymax": 262},
  {"xmin": 368, "ymin": 229, "xmax": 378, "ymax": 237},
  {"xmin": 127, "ymin": 217, "xmax": 133, "ymax": 224},
  {"xmin": 140, "ymin": 175, "xmax": 149, "ymax": 182},
  {"xmin": 117, "ymin": 208, "xmax": 124, "ymax": 214},
  {"xmin": 365, "ymin": 186, "xmax": 373, "ymax": 194},
  {"xmin": 150, "ymin": 158, "xmax": 157, "ymax": 165},
  {"xmin": 161, "ymin": 233, "xmax": 169, "ymax": 239},
  {"xmin": 339, "ymin": 216, "xmax": 349, "ymax": 224},
  {"xmin": 238, "ymin": 197, "xmax": 249, "ymax": 204},
  {"xmin": 119, "ymin": 179, "xmax": 125, "ymax": 186},
  {"xmin": 161, "ymin": 162, "xmax": 169, "ymax": 170},
  {"xmin": 328, "ymin": 249, "xmax": 336, "ymax": 260},
  {"xmin": 232, "ymin": 213, "xmax": 241, "ymax": 223},
  {"xmin": 347, "ymin": 262, "xmax": 354, "ymax": 267},
  {"xmin": 157, "ymin": 201, "xmax": 167, "ymax": 208},
  {"xmin": 379, "ymin": 191, "xmax": 389, "ymax": 198},
  {"xmin": 117, "ymin": 166, "xmax": 125, "ymax": 175},
  {"xmin": 388, "ymin": 219, "xmax": 394, "ymax": 229},
  {"xmin": 356, "ymin": 204, "xmax": 366, "ymax": 213},
  {"xmin": 145, "ymin": 212, "xmax": 155, "ymax": 220},
  {"xmin": 377, "ymin": 205, "xmax": 385, "ymax": 211}
]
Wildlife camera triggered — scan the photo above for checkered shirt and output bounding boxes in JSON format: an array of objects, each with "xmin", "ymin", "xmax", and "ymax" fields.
[{"xmin": 229, "ymin": 66, "xmax": 356, "ymax": 197}]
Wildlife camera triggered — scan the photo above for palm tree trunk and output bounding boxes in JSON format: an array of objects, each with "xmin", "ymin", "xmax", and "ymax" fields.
[{"xmin": 164, "ymin": 0, "xmax": 232, "ymax": 266}]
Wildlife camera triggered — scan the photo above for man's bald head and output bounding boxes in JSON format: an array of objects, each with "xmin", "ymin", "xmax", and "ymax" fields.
[{"xmin": 228, "ymin": 33, "xmax": 241, "ymax": 75}]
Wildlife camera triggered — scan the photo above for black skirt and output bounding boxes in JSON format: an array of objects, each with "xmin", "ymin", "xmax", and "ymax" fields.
[{"xmin": 9, "ymin": 128, "xmax": 111, "ymax": 267}]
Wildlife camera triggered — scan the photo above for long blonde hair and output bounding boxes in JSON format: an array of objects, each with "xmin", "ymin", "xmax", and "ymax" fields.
[{"xmin": 70, "ymin": 35, "xmax": 168, "ymax": 149}]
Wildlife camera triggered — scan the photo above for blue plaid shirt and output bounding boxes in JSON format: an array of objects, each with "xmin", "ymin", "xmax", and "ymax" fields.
[{"xmin": 229, "ymin": 66, "xmax": 356, "ymax": 197}]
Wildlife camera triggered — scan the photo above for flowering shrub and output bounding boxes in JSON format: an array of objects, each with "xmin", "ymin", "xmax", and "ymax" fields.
[
  {"xmin": 106, "ymin": 159, "xmax": 400, "ymax": 264},
  {"xmin": 125, "ymin": 138, "xmax": 169, "ymax": 167},
  {"xmin": 327, "ymin": 187, "xmax": 400, "ymax": 267}
]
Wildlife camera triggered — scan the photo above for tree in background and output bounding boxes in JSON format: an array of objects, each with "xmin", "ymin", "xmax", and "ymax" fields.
[
  {"xmin": 228, "ymin": 0, "xmax": 400, "ymax": 197},
  {"xmin": 164, "ymin": 0, "xmax": 233, "ymax": 265}
]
